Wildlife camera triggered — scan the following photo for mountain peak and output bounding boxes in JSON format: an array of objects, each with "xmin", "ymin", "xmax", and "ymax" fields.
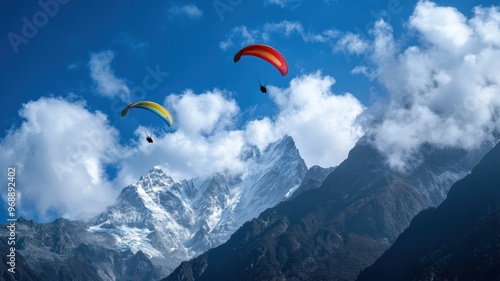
[
  {"xmin": 277, "ymin": 134, "xmax": 294, "ymax": 146},
  {"xmin": 149, "ymin": 165, "xmax": 167, "ymax": 176},
  {"xmin": 262, "ymin": 134, "xmax": 299, "ymax": 160},
  {"xmin": 137, "ymin": 166, "xmax": 174, "ymax": 189}
]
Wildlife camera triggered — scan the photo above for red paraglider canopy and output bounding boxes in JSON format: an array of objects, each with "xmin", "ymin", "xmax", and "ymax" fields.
[{"xmin": 234, "ymin": 44, "xmax": 288, "ymax": 76}]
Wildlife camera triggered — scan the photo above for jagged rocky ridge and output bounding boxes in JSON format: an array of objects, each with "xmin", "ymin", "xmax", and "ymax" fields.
[
  {"xmin": 357, "ymin": 141, "xmax": 500, "ymax": 281},
  {"xmin": 164, "ymin": 136, "xmax": 495, "ymax": 281}
]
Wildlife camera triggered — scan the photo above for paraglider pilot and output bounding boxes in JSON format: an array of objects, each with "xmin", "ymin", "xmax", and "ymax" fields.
[{"xmin": 260, "ymin": 84, "xmax": 267, "ymax": 93}]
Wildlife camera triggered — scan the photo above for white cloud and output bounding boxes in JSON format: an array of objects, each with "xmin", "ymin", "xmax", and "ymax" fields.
[
  {"xmin": 335, "ymin": 32, "xmax": 369, "ymax": 54},
  {"xmin": 351, "ymin": 65, "xmax": 375, "ymax": 79},
  {"xmin": 0, "ymin": 97, "xmax": 121, "ymax": 221},
  {"xmin": 244, "ymin": 117, "xmax": 275, "ymax": 150},
  {"xmin": 253, "ymin": 72, "xmax": 366, "ymax": 167},
  {"xmin": 167, "ymin": 89, "xmax": 239, "ymax": 136},
  {"xmin": 409, "ymin": 0, "xmax": 472, "ymax": 50},
  {"xmin": 471, "ymin": 5, "xmax": 500, "ymax": 47},
  {"xmin": 89, "ymin": 51, "xmax": 131, "ymax": 102},
  {"xmin": 168, "ymin": 4, "xmax": 203, "ymax": 19},
  {"xmin": 354, "ymin": 1, "xmax": 500, "ymax": 169},
  {"xmin": 219, "ymin": 21, "xmax": 339, "ymax": 50}
]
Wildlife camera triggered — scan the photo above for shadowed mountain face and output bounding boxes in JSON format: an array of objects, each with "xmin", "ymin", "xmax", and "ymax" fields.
[
  {"xmin": 164, "ymin": 136, "xmax": 494, "ymax": 281},
  {"xmin": 357, "ymin": 141, "xmax": 500, "ymax": 281}
]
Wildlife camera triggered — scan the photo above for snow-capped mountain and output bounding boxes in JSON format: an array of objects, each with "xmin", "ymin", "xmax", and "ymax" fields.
[{"xmin": 87, "ymin": 135, "xmax": 313, "ymax": 277}]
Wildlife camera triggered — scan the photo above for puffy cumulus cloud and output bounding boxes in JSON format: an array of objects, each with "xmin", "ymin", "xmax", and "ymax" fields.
[
  {"xmin": 471, "ymin": 6, "xmax": 500, "ymax": 47},
  {"xmin": 219, "ymin": 21, "xmax": 339, "ymax": 50},
  {"xmin": 245, "ymin": 72, "xmax": 366, "ymax": 167},
  {"xmin": 0, "ymin": 97, "xmax": 121, "ymax": 222},
  {"xmin": 89, "ymin": 51, "xmax": 130, "ymax": 102},
  {"xmin": 167, "ymin": 89, "xmax": 239, "ymax": 136},
  {"xmin": 168, "ymin": 4, "xmax": 203, "ymax": 19},
  {"xmin": 349, "ymin": 1, "xmax": 500, "ymax": 169}
]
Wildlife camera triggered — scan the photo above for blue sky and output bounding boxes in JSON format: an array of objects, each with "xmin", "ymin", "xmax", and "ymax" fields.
[{"xmin": 1, "ymin": 0, "xmax": 499, "ymax": 222}]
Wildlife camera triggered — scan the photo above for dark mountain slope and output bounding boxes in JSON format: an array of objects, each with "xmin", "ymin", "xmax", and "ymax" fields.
[{"xmin": 357, "ymin": 141, "xmax": 500, "ymax": 281}]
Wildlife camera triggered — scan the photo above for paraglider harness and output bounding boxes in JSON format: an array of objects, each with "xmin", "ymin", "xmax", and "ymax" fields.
[{"xmin": 260, "ymin": 83, "xmax": 267, "ymax": 93}]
